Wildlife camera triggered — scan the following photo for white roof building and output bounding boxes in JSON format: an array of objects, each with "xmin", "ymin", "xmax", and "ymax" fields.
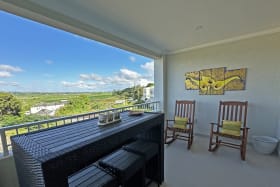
[
  {"xmin": 30, "ymin": 101, "xmax": 68, "ymax": 116},
  {"xmin": 142, "ymin": 86, "xmax": 154, "ymax": 102}
]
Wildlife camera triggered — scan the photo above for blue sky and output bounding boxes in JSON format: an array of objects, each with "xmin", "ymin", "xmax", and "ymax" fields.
[{"xmin": 0, "ymin": 11, "xmax": 154, "ymax": 92}]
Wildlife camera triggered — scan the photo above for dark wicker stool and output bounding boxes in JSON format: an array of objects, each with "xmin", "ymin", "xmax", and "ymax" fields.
[
  {"xmin": 123, "ymin": 140, "xmax": 160, "ymax": 187},
  {"xmin": 68, "ymin": 164, "xmax": 118, "ymax": 187},
  {"xmin": 99, "ymin": 149, "xmax": 145, "ymax": 187}
]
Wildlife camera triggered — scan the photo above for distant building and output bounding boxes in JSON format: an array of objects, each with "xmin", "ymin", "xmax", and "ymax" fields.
[
  {"xmin": 127, "ymin": 97, "xmax": 133, "ymax": 101},
  {"xmin": 36, "ymin": 109, "xmax": 54, "ymax": 116},
  {"xmin": 142, "ymin": 86, "xmax": 154, "ymax": 102},
  {"xmin": 115, "ymin": 99, "xmax": 125, "ymax": 104},
  {"xmin": 30, "ymin": 100, "xmax": 68, "ymax": 116}
]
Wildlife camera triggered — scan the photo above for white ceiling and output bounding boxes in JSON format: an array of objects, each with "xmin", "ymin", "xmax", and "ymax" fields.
[{"xmin": 1, "ymin": 0, "xmax": 280, "ymax": 58}]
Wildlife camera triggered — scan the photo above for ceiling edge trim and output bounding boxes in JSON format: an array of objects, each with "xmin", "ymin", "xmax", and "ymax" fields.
[
  {"xmin": 169, "ymin": 27, "xmax": 280, "ymax": 55},
  {"xmin": 0, "ymin": 0, "xmax": 161, "ymax": 59}
]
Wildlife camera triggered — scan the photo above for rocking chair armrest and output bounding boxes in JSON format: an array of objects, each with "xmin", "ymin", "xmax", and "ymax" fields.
[
  {"xmin": 166, "ymin": 119, "xmax": 174, "ymax": 126},
  {"xmin": 240, "ymin": 127, "xmax": 250, "ymax": 138},
  {"xmin": 209, "ymin": 122, "xmax": 221, "ymax": 132},
  {"xmin": 210, "ymin": 122, "xmax": 221, "ymax": 127},
  {"xmin": 187, "ymin": 122, "xmax": 194, "ymax": 127}
]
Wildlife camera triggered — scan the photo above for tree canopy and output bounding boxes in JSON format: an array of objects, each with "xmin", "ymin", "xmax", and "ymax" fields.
[
  {"xmin": 146, "ymin": 83, "xmax": 154, "ymax": 87},
  {"xmin": 55, "ymin": 95, "xmax": 91, "ymax": 116},
  {"xmin": 0, "ymin": 92, "xmax": 22, "ymax": 116}
]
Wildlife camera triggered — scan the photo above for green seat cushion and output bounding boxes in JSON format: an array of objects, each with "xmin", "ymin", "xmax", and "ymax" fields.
[
  {"xmin": 220, "ymin": 120, "xmax": 242, "ymax": 136},
  {"xmin": 173, "ymin": 116, "xmax": 188, "ymax": 129}
]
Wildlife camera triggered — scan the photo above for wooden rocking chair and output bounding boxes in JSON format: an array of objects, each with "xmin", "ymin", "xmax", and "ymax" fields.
[
  {"xmin": 208, "ymin": 101, "xmax": 249, "ymax": 160},
  {"xmin": 164, "ymin": 100, "xmax": 195, "ymax": 149}
]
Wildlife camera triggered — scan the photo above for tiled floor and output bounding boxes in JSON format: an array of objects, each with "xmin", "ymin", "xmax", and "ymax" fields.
[{"xmin": 155, "ymin": 135, "xmax": 280, "ymax": 187}]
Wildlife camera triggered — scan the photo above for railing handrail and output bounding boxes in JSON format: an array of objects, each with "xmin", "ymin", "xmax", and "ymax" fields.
[
  {"xmin": 0, "ymin": 101, "xmax": 160, "ymax": 157},
  {"xmin": 0, "ymin": 101, "xmax": 159, "ymax": 132}
]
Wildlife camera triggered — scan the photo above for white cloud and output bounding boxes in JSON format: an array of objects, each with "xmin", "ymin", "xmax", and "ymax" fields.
[
  {"xmin": 0, "ymin": 64, "xmax": 22, "ymax": 72},
  {"xmin": 0, "ymin": 81, "xmax": 19, "ymax": 86},
  {"xmin": 45, "ymin": 60, "xmax": 53, "ymax": 64},
  {"xmin": 62, "ymin": 81, "xmax": 84, "ymax": 87},
  {"xmin": 119, "ymin": 69, "xmax": 141, "ymax": 80},
  {"xmin": 10, "ymin": 82, "xmax": 19, "ymax": 86},
  {"xmin": 61, "ymin": 81, "xmax": 98, "ymax": 90},
  {"xmin": 129, "ymin": 56, "xmax": 136, "ymax": 62},
  {"xmin": 62, "ymin": 63, "xmax": 154, "ymax": 91},
  {"xmin": 141, "ymin": 61, "xmax": 154, "ymax": 75},
  {"xmin": 80, "ymin": 73, "xmax": 102, "ymax": 81},
  {"xmin": 78, "ymin": 69, "xmax": 142, "ymax": 85},
  {"xmin": 0, "ymin": 71, "xmax": 12, "ymax": 78},
  {"xmin": 0, "ymin": 64, "xmax": 23, "ymax": 79}
]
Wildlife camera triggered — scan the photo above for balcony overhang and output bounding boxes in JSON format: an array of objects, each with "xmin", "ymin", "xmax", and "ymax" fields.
[
  {"xmin": 0, "ymin": 0, "xmax": 161, "ymax": 58},
  {"xmin": 1, "ymin": 0, "xmax": 280, "ymax": 58}
]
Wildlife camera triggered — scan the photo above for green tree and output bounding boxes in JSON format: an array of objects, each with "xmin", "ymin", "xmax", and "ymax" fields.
[
  {"xmin": 0, "ymin": 114, "xmax": 49, "ymax": 127},
  {"xmin": 146, "ymin": 83, "xmax": 154, "ymax": 87},
  {"xmin": 133, "ymin": 85, "xmax": 143, "ymax": 101},
  {"xmin": 55, "ymin": 94, "xmax": 91, "ymax": 116},
  {"xmin": 0, "ymin": 92, "xmax": 22, "ymax": 116}
]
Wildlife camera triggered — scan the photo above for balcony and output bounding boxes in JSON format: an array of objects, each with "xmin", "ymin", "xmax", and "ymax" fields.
[
  {"xmin": 1, "ymin": 1, "xmax": 280, "ymax": 186},
  {"xmin": 0, "ymin": 102, "xmax": 161, "ymax": 186},
  {"xmin": 0, "ymin": 102, "xmax": 160, "ymax": 157}
]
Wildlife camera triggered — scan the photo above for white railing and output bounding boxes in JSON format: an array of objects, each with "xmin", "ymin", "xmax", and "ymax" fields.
[{"xmin": 0, "ymin": 101, "xmax": 160, "ymax": 157}]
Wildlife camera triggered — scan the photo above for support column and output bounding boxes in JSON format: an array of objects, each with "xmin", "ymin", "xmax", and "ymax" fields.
[{"xmin": 154, "ymin": 56, "xmax": 167, "ymax": 114}]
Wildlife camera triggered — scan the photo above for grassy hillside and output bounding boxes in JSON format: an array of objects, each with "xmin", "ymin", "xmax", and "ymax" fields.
[
  {"xmin": 14, "ymin": 92, "xmax": 115, "ymax": 110},
  {"xmin": 1, "ymin": 92, "xmax": 128, "ymax": 127},
  {"xmin": 0, "ymin": 84, "xmax": 149, "ymax": 127}
]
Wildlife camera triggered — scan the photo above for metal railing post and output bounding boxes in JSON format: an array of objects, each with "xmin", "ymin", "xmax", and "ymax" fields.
[{"xmin": 0, "ymin": 130, "xmax": 9, "ymax": 156}]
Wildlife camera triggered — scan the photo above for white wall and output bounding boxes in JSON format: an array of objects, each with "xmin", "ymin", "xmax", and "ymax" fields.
[{"xmin": 165, "ymin": 32, "xmax": 280, "ymax": 140}]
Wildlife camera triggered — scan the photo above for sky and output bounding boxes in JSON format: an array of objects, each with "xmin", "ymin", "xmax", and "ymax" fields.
[{"xmin": 0, "ymin": 11, "xmax": 154, "ymax": 92}]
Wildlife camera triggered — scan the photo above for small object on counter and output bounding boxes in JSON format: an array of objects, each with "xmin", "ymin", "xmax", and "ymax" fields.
[
  {"xmin": 98, "ymin": 111, "xmax": 121, "ymax": 126},
  {"xmin": 108, "ymin": 111, "xmax": 114, "ymax": 122},
  {"xmin": 98, "ymin": 113, "xmax": 108, "ymax": 123},
  {"xmin": 114, "ymin": 110, "xmax": 120, "ymax": 120},
  {"xmin": 129, "ymin": 110, "xmax": 144, "ymax": 116}
]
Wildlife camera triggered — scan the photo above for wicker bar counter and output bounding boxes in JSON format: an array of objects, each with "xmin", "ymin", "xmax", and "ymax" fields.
[{"xmin": 11, "ymin": 112, "xmax": 164, "ymax": 187}]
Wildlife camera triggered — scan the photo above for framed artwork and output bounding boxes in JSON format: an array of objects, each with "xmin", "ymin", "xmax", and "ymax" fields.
[
  {"xmin": 185, "ymin": 71, "xmax": 199, "ymax": 90},
  {"xmin": 185, "ymin": 67, "xmax": 247, "ymax": 95},
  {"xmin": 224, "ymin": 68, "xmax": 247, "ymax": 91},
  {"xmin": 199, "ymin": 67, "xmax": 225, "ymax": 95}
]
